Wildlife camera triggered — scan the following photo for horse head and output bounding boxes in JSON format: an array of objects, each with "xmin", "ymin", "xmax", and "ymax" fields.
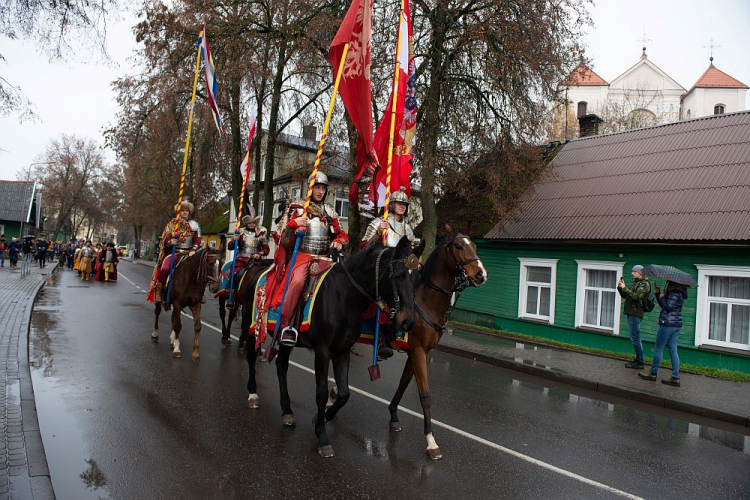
[
  {"xmin": 381, "ymin": 237, "xmax": 418, "ymax": 332},
  {"xmin": 443, "ymin": 224, "xmax": 487, "ymax": 286},
  {"xmin": 203, "ymin": 247, "xmax": 222, "ymax": 293}
]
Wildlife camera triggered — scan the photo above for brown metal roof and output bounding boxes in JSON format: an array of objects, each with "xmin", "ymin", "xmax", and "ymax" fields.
[{"xmin": 485, "ymin": 111, "xmax": 750, "ymax": 242}]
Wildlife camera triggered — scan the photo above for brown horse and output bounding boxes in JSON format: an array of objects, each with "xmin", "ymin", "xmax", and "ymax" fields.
[
  {"xmin": 387, "ymin": 225, "xmax": 487, "ymax": 460},
  {"xmin": 151, "ymin": 247, "xmax": 221, "ymax": 361}
]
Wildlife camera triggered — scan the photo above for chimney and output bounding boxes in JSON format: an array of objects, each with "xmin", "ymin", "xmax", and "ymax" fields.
[
  {"xmin": 302, "ymin": 124, "xmax": 317, "ymax": 142},
  {"xmin": 578, "ymin": 114, "xmax": 603, "ymax": 138}
]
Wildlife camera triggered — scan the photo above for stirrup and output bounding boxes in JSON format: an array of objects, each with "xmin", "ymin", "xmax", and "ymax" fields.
[
  {"xmin": 226, "ymin": 299, "xmax": 236, "ymax": 310},
  {"xmin": 279, "ymin": 326, "xmax": 298, "ymax": 347}
]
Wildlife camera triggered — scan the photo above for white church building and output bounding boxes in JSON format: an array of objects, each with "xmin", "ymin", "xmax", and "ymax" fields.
[{"xmin": 558, "ymin": 49, "xmax": 748, "ymax": 136}]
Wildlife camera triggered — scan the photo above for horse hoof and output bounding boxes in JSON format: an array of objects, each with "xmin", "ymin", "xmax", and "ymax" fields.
[
  {"xmin": 389, "ymin": 421, "xmax": 402, "ymax": 432},
  {"xmin": 427, "ymin": 448, "xmax": 443, "ymax": 460},
  {"xmin": 247, "ymin": 396, "xmax": 260, "ymax": 409},
  {"xmin": 191, "ymin": 354, "xmax": 200, "ymax": 362},
  {"xmin": 318, "ymin": 445, "xmax": 335, "ymax": 458},
  {"xmin": 281, "ymin": 414, "xmax": 296, "ymax": 427},
  {"xmin": 172, "ymin": 352, "xmax": 182, "ymax": 359},
  {"xmin": 151, "ymin": 335, "xmax": 158, "ymax": 343}
]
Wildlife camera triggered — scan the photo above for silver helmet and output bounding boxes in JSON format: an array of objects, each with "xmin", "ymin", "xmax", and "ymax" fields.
[
  {"xmin": 389, "ymin": 186, "xmax": 409, "ymax": 205},
  {"xmin": 309, "ymin": 171, "xmax": 329, "ymax": 187}
]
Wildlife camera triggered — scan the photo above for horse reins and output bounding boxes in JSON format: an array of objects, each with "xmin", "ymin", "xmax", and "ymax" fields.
[{"xmin": 418, "ymin": 235, "xmax": 478, "ymax": 332}]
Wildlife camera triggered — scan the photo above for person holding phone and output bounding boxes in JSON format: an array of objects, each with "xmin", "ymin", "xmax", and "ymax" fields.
[{"xmin": 617, "ymin": 265, "xmax": 651, "ymax": 369}]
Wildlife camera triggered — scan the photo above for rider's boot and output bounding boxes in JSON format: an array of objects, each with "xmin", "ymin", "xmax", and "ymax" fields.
[
  {"xmin": 154, "ymin": 282, "xmax": 164, "ymax": 303},
  {"xmin": 377, "ymin": 340, "xmax": 394, "ymax": 360}
]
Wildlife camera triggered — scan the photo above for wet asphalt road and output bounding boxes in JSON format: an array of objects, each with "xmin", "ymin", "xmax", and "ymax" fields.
[{"xmin": 28, "ymin": 262, "xmax": 750, "ymax": 500}]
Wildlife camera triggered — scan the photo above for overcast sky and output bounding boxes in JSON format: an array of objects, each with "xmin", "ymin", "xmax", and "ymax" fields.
[{"xmin": 1, "ymin": 0, "xmax": 749, "ymax": 180}]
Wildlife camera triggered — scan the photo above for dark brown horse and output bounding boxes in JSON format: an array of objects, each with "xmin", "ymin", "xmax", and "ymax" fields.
[
  {"xmin": 217, "ymin": 259, "xmax": 273, "ymax": 346},
  {"xmin": 151, "ymin": 247, "xmax": 221, "ymax": 361},
  {"xmin": 387, "ymin": 225, "xmax": 487, "ymax": 460}
]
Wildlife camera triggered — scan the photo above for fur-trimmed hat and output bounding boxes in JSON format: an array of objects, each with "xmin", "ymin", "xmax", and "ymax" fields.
[
  {"xmin": 241, "ymin": 207, "xmax": 260, "ymax": 226},
  {"xmin": 174, "ymin": 199, "xmax": 195, "ymax": 214}
]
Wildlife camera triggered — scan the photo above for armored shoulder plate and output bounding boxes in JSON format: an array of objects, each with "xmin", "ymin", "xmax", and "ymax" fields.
[
  {"xmin": 189, "ymin": 219, "xmax": 201, "ymax": 236},
  {"xmin": 324, "ymin": 203, "xmax": 339, "ymax": 219}
]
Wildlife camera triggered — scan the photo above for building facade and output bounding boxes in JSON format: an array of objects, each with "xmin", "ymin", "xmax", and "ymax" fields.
[
  {"xmin": 455, "ymin": 111, "xmax": 750, "ymax": 373},
  {"xmin": 555, "ymin": 51, "xmax": 748, "ymax": 139}
]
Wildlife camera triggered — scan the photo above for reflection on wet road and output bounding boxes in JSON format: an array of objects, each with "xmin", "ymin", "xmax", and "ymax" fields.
[{"xmin": 28, "ymin": 263, "xmax": 750, "ymax": 499}]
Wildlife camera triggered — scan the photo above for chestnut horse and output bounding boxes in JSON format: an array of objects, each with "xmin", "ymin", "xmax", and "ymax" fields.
[
  {"xmin": 387, "ymin": 225, "xmax": 487, "ymax": 459},
  {"xmin": 151, "ymin": 247, "xmax": 221, "ymax": 361}
]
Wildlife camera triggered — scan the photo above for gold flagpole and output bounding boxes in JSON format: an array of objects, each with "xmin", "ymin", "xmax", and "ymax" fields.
[
  {"xmin": 303, "ymin": 43, "xmax": 350, "ymax": 217},
  {"xmin": 381, "ymin": 0, "xmax": 406, "ymax": 243}
]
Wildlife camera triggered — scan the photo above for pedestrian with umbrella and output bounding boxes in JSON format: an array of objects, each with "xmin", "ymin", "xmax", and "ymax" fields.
[{"xmin": 637, "ymin": 265, "xmax": 695, "ymax": 387}]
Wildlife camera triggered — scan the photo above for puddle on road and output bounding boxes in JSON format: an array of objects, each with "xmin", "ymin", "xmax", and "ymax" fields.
[
  {"xmin": 29, "ymin": 270, "xmax": 112, "ymax": 500},
  {"xmin": 432, "ymin": 348, "xmax": 750, "ymax": 456}
]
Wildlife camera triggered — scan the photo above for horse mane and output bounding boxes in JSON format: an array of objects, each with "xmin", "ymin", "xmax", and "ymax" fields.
[
  {"xmin": 344, "ymin": 238, "xmax": 386, "ymax": 270},
  {"xmin": 419, "ymin": 230, "xmax": 460, "ymax": 281}
]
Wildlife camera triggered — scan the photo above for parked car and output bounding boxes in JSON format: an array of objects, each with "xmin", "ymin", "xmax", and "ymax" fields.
[{"xmin": 118, "ymin": 246, "xmax": 129, "ymax": 257}]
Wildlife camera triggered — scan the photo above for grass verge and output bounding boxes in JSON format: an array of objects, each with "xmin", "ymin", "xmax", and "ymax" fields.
[{"xmin": 449, "ymin": 321, "xmax": 750, "ymax": 383}]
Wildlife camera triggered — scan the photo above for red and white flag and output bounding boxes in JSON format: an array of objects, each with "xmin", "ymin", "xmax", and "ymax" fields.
[
  {"xmin": 372, "ymin": 0, "xmax": 417, "ymax": 207},
  {"xmin": 328, "ymin": 0, "xmax": 378, "ymax": 206},
  {"xmin": 238, "ymin": 110, "xmax": 258, "ymax": 180}
]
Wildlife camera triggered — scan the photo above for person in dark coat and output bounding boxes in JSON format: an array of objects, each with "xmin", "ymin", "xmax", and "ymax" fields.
[
  {"xmin": 35, "ymin": 237, "xmax": 50, "ymax": 268},
  {"xmin": 638, "ymin": 281, "xmax": 688, "ymax": 387},
  {"xmin": 617, "ymin": 264, "xmax": 652, "ymax": 369},
  {"xmin": 8, "ymin": 238, "xmax": 21, "ymax": 268},
  {"xmin": 66, "ymin": 243, "xmax": 76, "ymax": 270}
]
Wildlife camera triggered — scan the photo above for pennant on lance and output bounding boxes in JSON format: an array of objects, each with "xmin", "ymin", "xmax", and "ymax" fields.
[
  {"xmin": 198, "ymin": 23, "xmax": 225, "ymax": 136},
  {"xmin": 373, "ymin": 0, "xmax": 417, "ymax": 207},
  {"xmin": 329, "ymin": 0, "xmax": 377, "ymax": 206},
  {"xmin": 238, "ymin": 111, "xmax": 257, "ymax": 181}
]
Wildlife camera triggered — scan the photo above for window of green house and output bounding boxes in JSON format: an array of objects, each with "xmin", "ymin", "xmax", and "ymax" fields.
[
  {"xmin": 518, "ymin": 258, "xmax": 557, "ymax": 323},
  {"xmin": 575, "ymin": 260, "xmax": 625, "ymax": 334},
  {"xmin": 696, "ymin": 266, "xmax": 750, "ymax": 351}
]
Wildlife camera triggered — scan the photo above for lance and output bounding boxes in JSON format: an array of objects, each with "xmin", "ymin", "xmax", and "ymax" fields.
[
  {"xmin": 262, "ymin": 43, "xmax": 350, "ymax": 363},
  {"xmin": 165, "ymin": 33, "xmax": 202, "ymax": 307},
  {"xmin": 227, "ymin": 114, "xmax": 257, "ymax": 310},
  {"xmin": 370, "ymin": 0, "xmax": 406, "ymax": 381}
]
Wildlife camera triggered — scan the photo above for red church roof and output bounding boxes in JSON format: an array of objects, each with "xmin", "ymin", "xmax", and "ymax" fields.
[
  {"xmin": 560, "ymin": 64, "xmax": 608, "ymax": 86},
  {"xmin": 692, "ymin": 64, "xmax": 748, "ymax": 90}
]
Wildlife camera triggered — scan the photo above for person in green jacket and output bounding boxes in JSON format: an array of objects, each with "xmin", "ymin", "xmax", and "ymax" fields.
[{"xmin": 617, "ymin": 265, "xmax": 651, "ymax": 369}]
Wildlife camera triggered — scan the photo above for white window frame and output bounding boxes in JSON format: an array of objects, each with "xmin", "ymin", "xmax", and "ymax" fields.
[
  {"xmin": 695, "ymin": 265, "xmax": 750, "ymax": 352},
  {"xmin": 518, "ymin": 258, "xmax": 558, "ymax": 324},
  {"xmin": 575, "ymin": 260, "xmax": 625, "ymax": 334},
  {"xmin": 334, "ymin": 192, "xmax": 349, "ymax": 220}
]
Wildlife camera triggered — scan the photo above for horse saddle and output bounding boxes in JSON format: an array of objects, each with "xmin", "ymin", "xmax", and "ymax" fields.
[{"xmin": 303, "ymin": 258, "xmax": 333, "ymax": 301}]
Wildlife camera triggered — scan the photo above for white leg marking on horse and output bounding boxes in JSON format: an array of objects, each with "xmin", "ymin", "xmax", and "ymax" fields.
[
  {"xmin": 151, "ymin": 329, "xmax": 158, "ymax": 339},
  {"xmin": 248, "ymin": 393, "xmax": 259, "ymax": 401},
  {"xmin": 426, "ymin": 432, "xmax": 439, "ymax": 450}
]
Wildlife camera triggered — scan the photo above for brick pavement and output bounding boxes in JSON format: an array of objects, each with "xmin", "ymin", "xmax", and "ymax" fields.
[{"xmin": 0, "ymin": 261, "xmax": 55, "ymax": 500}]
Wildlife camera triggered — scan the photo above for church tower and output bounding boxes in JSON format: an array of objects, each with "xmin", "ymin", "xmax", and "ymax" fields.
[{"xmin": 681, "ymin": 58, "xmax": 749, "ymax": 120}]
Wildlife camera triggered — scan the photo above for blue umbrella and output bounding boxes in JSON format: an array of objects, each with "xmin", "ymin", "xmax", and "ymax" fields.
[{"xmin": 641, "ymin": 264, "xmax": 697, "ymax": 287}]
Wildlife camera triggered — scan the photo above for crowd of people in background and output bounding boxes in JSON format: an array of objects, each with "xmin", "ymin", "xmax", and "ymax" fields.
[{"xmin": 0, "ymin": 234, "xmax": 119, "ymax": 282}]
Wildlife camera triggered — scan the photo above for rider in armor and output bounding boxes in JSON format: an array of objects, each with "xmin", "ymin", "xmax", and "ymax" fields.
[
  {"xmin": 277, "ymin": 171, "xmax": 349, "ymax": 345},
  {"xmin": 150, "ymin": 199, "xmax": 202, "ymax": 307},
  {"xmin": 225, "ymin": 211, "xmax": 269, "ymax": 309},
  {"xmin": 361, "ymin": 186, "xmax": 414, "ymax": 359},
  {"xmin": 361, "ymin": 186, "xmax": 414, "ymax": 248}
]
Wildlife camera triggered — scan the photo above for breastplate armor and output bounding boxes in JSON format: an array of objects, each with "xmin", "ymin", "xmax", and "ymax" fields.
[
  {"xmin": 300, "ymin": 217, "xmax": 330, "ymax": 255},
  {"xmin": 84, "ymin": 248, "xmax": 94, "ymax": 259},
  {"xmin": 239, "ymin": 229, "xmax": 259, "ymax": 258},
  {"xmin": 105, "ymin": 250, "xmax": 114, "ymax": 262},
  {"xmin": 176, "ymin": 235, "xmax": 193, "ymax": 250}
]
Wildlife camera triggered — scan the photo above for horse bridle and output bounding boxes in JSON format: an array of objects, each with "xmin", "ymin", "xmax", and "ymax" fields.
[
  {"xmin": 339, "ymin": 247, "xmax": 417, "ymax": 320},
  {"xmin": 418, "ymin": 234, "xmax": 479, "ymax": 332},
  {"xmin": 425, "ymin": 234, "xmax": 481, "ymax": 296}
]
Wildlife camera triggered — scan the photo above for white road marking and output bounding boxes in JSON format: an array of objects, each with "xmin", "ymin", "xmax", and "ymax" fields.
[
  {"xmin": 122, "ymin": 264, "xmax": 642, "ymax": 499},
  {"xmin": 118, "ymin": 272, "xmax": 136, "ymax": 286}
]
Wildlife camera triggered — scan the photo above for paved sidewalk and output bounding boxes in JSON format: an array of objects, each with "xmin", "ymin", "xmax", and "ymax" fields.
[
  {"xmin": 0, "ymin": 260, "xmax": 56, "ymax": 500},
  {"xmin": 437, "ymin": 325, "xmax": 750, "ymax": 429}
]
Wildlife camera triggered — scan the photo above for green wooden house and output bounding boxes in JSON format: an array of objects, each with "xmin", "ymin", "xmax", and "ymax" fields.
[
  {"xmin": 453, "ymin": 111, "xmax": 750, "ymax": 373},
  {"xmin": 0, "ymin": 180, "xmax": 41, "ymax": 239}
]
